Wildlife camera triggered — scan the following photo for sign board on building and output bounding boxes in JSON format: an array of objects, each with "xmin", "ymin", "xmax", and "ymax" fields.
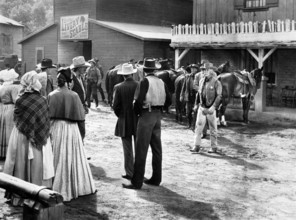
[{"xmin": 60, "ymin": 14, "xmax": 88, "ymax": 40}]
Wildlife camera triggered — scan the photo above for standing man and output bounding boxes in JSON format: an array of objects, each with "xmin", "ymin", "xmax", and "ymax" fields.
[
  {"xmin": 38, "ymin": 58, "xmax": 55, "ymax": 97},
  {"xmin": 122, "ymin": 58, "xmax": 172, "ymax": 190},
  {"xmin": 191, "ymin": 63, "xmax": 222, "ymax": 153},
  {"xmin": 193, "ymin": 62, "xmax": 208, "ymax": 138},
  {"xmin": 70, "ymin": 56, "xmax": 90, "ymax": 140},
  {"xmin": 85, "ymin": 59, "xmax": 102, "ymax": 108},
  {"xmin": 112, "ymin": 63, "xmax": 139, "ymax": 180},
  {"xmin": 94, "ymin": 57, "xmax": 107, "ymax": 104}
]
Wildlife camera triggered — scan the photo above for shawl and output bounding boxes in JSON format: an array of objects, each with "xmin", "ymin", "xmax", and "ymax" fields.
[{"xmin": 14, "ymin": 91, "xmax": 50, "ymax": 150}]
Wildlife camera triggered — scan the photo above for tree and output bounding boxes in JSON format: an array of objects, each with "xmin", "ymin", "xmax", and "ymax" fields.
[{"xmin": 0, "ymin": 0, "xmax": 53, "ymax": 35}]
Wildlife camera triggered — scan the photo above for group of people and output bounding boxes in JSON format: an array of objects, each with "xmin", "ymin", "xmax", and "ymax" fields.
[
  {"xmin": 113, "ymin": 58, "xmax": 172, "ymax": 189},
  {"xmin": 0, "ymin": 56, "xmax": 97, "ymax": 203}
]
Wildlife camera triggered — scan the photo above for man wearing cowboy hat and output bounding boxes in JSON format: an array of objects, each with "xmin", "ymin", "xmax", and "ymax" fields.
[
  {"xmin": 180, "ymin": 63, "xmax": 200, "ymax": 129},
  {"xmin": 38, "ymin": 58, "xmax": 55, "ymax": 97},
  {"xmin": 93, "ymin": 57, "xmax": 108, "ymax": 103},
  {"xmin": 70, "ymin": 56, "xmax": 90, "ymax": 140},
  {"xmin": 85, "ymin": 58, "xmax": 102, "ymax": 108},
  {"xmin": 191, "ymin": 62, "xmax": 222, "ymax": 154},
  {"xmin": 112, "ymin": 63, "xmax": 139, "ymax": 180},
  {"xmin": 122, "ymin": 58, "xmax": 171, "ymax": 190}
]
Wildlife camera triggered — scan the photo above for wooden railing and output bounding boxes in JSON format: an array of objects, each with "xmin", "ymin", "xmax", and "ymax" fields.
[{"xmin": 172, "ymin": 19, "xmax": 296, "ymax": 36}]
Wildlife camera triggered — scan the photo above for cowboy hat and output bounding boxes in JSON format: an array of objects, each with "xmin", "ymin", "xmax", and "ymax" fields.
[
  {"xmin": 88, "ymin": 58, "xmax": 96, "ymax": 64},
  {"xmin": 70, "ymin": 56, "xmax": 91, "ymax": 69},
  {"xmin": 143, "ymin": 58, "xmax": 161, "ymax": 70},
  {"xmin": 188, "ymin": 64, "xmax": 199, "ymax": 69},
  {"xmin": 200, "ymin": 62, "xmax": 217, "ymax": 71},
  {"xmin": 118, "ymin": 63, "xmax": 137, "ymax": 75},
  {"xmin": 40, "ymin": 58, "xmax": 56, "ymax": 69}
]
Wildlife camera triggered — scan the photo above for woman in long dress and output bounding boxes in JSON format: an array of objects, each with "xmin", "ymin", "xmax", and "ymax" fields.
[
  {"xmin": 48, "ymin": 67, "xmax": 96, "ymax": 202},
  {"xmin": 3, "ymin": 70, "xmax": 54, "ymax": 206},
  {"xmin": 0, "ymin": 70, "xmax": 22, "ymax": 159}
]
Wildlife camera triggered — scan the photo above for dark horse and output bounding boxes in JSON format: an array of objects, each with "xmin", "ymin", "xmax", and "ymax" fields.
[
  {"xmin": 105, "ymin": 62, "xmax": 144, "ymax": 106},
  {"xmin": 217, "ymin": 67, "xmax": 263, "ymax": 125}
]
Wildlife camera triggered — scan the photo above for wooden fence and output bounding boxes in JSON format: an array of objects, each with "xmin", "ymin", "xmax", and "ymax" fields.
[{"xmin": 172, "ymin": 19, "xmax": 296, "ymax": 36}]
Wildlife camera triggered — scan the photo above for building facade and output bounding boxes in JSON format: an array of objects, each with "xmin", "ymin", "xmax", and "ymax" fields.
[
  {"xmin": 20, "ymin": 0, "xmax": 192, "ymax": 75},
  {"xmin": 171, "ymin": 0, "xmax": 296, "ymax": 113}
]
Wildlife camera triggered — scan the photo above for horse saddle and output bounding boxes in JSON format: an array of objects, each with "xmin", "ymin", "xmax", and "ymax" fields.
[{"xmin": 234, "ymin": 71, "xmax": 256, "ymax": 86}]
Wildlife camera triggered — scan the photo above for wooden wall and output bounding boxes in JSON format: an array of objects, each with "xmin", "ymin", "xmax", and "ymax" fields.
[
  {"xmin": 54, "ymin": 0, "xmax": 97, "ymax": 22},
  {"xmin": 0, "ymin": 24, "xmax": 23, "ymax": 58},
  {"xmin": 193, "ymin": 0, "xmax": 296, "ymax": 24},
  {"xmin": 90, "ymin": 23, "xmax": 144, "ymax": 72},
  {"xmin": 22, "ymin": 26, "xmax": 58, "ymax": 73},
  {"xmin": 97, "ymin": 0, "xmax": 192, "ymax": 26}
]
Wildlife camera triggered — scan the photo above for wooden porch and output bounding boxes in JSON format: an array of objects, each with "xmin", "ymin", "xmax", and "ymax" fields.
[{"xmin": 170, "ymin": 19, "xmax": 296, "ymax": 113}]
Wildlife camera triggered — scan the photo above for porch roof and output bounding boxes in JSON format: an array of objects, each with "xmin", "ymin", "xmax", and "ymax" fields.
[{"xmin": 89, "ymin": 19, "xmax": 171, "ymax": 42}]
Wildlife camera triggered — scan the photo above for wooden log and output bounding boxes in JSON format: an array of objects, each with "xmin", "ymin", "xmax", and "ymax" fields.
[
  {"xmin": 0, "ymin": 173, "xmax": 63, "ymax": 206},
  {"xmin": 0, "ymin": 173, "xmax": 64, "ymax": 220}
]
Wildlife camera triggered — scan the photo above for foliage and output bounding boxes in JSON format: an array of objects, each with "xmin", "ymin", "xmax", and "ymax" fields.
[{"xmin": 0, "ymin": 0, "xmax": 53, "ymax": 35}]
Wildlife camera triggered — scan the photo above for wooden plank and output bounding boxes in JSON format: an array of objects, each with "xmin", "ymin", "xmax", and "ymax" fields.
[
  {"xmin": 193, "ymin": 0, "xmax": 197, "ymax": 24},
  {"xmin": 200, "ymin": 0, "xmax": 206, "ymax": 24},
  {"xmin": 286, "ymin": 0, "xmax": 294, "ymax": 19}
]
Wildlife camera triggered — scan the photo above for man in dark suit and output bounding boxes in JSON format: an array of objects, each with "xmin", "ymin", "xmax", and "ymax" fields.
[
  {"xmin": 112, "ymin": 63, "xmax": 139, "ymax": 180},
  {"xmin": 38, "ymin": 58, "xmax": 55, "ymax": 97},
  {"xmin": 122, "ymin": 58, "xmax": 172, "ymax": 190},
  {"xmin": 70, "ymin": 56, "xmax": 91, "ymax": 140}
]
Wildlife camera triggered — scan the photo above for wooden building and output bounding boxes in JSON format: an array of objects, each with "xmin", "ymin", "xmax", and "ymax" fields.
[
  {"xmin": 171, "ymin": 0, "xmax": 296, "ymax": 113},
  {"xmin": 19, "ymin": 0, "xmax": 192, "ymax": 75},
  {"xmin": 0, "ymin": 14, "xmax": 23, "ymax": 58}
]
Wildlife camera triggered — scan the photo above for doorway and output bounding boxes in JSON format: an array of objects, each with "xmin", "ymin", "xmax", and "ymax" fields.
[{"xmin": 83, "ymin": 41, "xmax": 92, "ymax": 61}]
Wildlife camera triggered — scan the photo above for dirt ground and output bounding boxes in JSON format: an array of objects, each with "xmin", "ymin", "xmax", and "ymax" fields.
[{"xmin": 0, "ymin": 103, "xmax": 296, "ymax": 220}]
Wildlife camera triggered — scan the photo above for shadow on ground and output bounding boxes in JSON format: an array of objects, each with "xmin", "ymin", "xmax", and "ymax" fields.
[{"xmin": 138, "ymin": 186, "xmax": 220, "ymax": 220}]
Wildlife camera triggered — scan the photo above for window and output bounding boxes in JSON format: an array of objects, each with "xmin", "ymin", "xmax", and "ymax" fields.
[
  {"xmin": 36, "ymin": 47, "xmax": 44, "ymax": 65},
  {"xmin": 234, "ymin": 0, "xmax": 279, "ymax": 11}
]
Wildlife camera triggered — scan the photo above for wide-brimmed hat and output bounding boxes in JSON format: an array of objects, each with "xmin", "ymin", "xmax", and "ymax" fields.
[
  {"xmin": 143, "ymin": 58, "xmax": 161, "ymax": 70},
  {"xmin": 118, "ymin": 63, "xmax": 137, "ymax": 75},
  {"xmin": 200, "ymin": 62, "xmax": 216, "ymax": 70},
  {"xmin": 88, "ymin": 58, "xmax": 96, "ymax": 64},
  {"xmin": 70, "ymin": 56, "xmax": 91, "ymax": 69},
  {"xmin": 188, "ymin": 64, "xmax": 199, "ymax": 69},
  {"xmin": 40, "ymin": 58, "xmax": 56, "ymax": 69}
]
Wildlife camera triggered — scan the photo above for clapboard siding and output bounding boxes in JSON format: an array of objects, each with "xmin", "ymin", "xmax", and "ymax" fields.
[
  {"xmin": 90, "ymin": 23, "xmax": 144, "ymax": 72},
  {"xmin": 96, "ymin": 0, "xmax": 192, "ymax": 26},
  {"xmin": 54, "ymin": 0, "xmax": 97, "ymax": 21},
  {"xmin": 21, "ymin": 26, "xmax": 58, "ymax": 72},
  {"xmin": 0, "ymin": 24, "xmax": 23, "ymax": 58},
  {"xmin": 194, "ymin": 0, "xmax": 296, "ymax": 24}
]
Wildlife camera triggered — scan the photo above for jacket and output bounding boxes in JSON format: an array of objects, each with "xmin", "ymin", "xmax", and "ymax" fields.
[
  {"xmin": 197, "ymin": 76, "xmax": 222, "ymax": 108},
  {"xmin": 113, "ymin": 78, "xmax": 138, "ymax": 137}
]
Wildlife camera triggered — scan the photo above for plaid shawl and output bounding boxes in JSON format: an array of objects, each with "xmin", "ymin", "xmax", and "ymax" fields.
[{"xmin": 14, "ymin": 91, "xmax": 50, "ymax": 150}]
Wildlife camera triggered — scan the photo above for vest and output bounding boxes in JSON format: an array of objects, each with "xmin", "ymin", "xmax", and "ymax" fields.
[{"xmin": 143, "ymin": 76, "xmax": 166, "ymax": 108}]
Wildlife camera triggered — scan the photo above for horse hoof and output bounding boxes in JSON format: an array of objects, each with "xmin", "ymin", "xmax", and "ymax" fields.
[{"xmin": 221, "ymin": 122, "xmax": 227, "ymax": 127}]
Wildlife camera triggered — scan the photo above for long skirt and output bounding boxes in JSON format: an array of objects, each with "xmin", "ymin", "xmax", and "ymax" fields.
[
  {"xmin": 0, "ymin": 103, "xmax": 13, "ymax": 158},
  {"xmin": 50, "ymin": 120, "xmax": 96, "ymax": 202},
  {"xmin": 3, "ymin": 126, "xmax": 54, "ymax": 206}
]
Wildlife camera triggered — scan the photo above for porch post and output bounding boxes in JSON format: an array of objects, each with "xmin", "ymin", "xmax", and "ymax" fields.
[
  {"xmin": 246, "ymin": 48, "xmax": 276, "ymax": 112},
  {"xmin": 174, "ymin": 48, "xmax": 190, "ymax": 69},
  {"xmin": 255, "ymin": 48, "xmax": 266, "ymax": 112}
]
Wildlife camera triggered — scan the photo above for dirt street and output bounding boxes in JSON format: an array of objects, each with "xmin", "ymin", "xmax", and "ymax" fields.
[{"xmin": 0, "ymin": 103, "xmax": 296, "ymax": 220}]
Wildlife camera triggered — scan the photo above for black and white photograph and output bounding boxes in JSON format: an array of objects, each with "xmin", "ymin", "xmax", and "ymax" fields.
[{"xmin": 0, "ymin": 0, "xmax": 295, "ymax": 219}]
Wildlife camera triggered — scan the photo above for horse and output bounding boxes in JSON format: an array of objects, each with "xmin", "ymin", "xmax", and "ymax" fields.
[
  {"xmin": 217, "ymin": 60, "xmax": 231, "ymax": 76},
  {"xmin": 217, "ymin": 67, "xmax": 263, "ymax": 125}
]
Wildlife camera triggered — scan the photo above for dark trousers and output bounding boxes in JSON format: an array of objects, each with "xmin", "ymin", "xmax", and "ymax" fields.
[
  {"xmin": 86, "ymin": 81, "xmax": 98, "ymax": 107},
  {"xmin": 97, "ymin": 84, "xmax": 105, "ymax": 101},
  {"xmin": 121, "ymin": 136, "xmax": 135, "ymax": 177},
  {"xmin": 131, "ymin": 110, "xmax": 162, "ymax": 188}
]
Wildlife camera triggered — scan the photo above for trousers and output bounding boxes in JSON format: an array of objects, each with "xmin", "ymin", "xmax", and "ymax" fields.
[
  {"xmin": 194, "ymin": 106, "xmax": 217, "ymax": 148},
  {"xmin": 121, "ymin": 136, "xmax": 135, "ymax": 177},
  {"xmin": 131, "ymin": 110, "xmax": 162, "ymax": 188}
]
